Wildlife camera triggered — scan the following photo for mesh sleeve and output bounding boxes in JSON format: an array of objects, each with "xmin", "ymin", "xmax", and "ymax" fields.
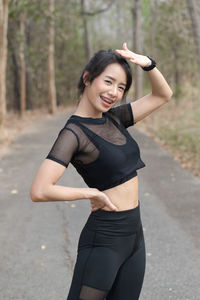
[
  {"xmin": 108, "ymin": 102, "xmax": 134, "ymax": 128},
  {"xmin": 46, "ymin": 127, "xmax": 79, "ymax": 167}
]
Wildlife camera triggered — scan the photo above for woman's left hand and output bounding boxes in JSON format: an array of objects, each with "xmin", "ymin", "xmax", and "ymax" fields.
[{"xmin": 115, "ymin": 42, "xmax": 151, "ymax": 68}]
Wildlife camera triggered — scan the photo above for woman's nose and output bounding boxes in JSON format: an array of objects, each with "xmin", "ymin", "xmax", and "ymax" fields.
[{"xmin": 108, "ymin": 85, "xmax": 117, "ymax": 97}]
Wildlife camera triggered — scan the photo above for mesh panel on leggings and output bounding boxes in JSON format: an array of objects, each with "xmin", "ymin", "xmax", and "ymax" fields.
[{"xmin": 79, "ymin": 285, "xmax": 107, "ymax": 300}]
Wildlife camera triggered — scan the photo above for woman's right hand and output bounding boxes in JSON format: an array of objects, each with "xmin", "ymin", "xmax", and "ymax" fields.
[{"xmin": 89, "ymin": 189, "xmax": 119, "ymax": 212}]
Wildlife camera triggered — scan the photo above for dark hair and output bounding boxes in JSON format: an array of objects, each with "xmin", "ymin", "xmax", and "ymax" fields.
[{"xmin": 77, "ymin": 49, "xmax": 132, "ymax": 99}]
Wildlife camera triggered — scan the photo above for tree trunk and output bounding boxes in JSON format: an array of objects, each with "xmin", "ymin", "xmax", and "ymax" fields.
[
  {"xmin": 0, "ymin": 0, "xmax": 9, "ymax": 129},
  {"xmin": 25, "ymin": 17, "xmax": 33, "ymax": 110},
  {"xmin": 150, "ymin": 0, "xmax": 157, "ymax": 58},
  {"xmin": 173, "ymin": 44, "xmax": 181, "ymax": 100},
  {"xmin": 48, "ymin": 0, "xmax": 57, "ymax": 114},
  {"xmin": 8, "ymin": 32, "xmax": 20, "ymax": 110},
  {"xmin": 81, "ymin": 0, "xmax": 92, "ymax": 61},
  {"xmin": 186, "ymin": 0, "xmax": 200, "ymax": 69},
  {"xmin": 19, "ymin": 11, "xmax": 26, "ymax": 116},
  {"xmin": 132, "ymin": 0, "xmax": 143, "ymax": 99}
]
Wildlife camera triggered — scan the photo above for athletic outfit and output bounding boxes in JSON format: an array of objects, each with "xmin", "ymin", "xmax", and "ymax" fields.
[{"xmin": 46, "ymin": 103, "xmax": 146, "ymax": 299}]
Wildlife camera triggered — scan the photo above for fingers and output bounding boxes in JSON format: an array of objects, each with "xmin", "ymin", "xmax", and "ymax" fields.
[
  {"xmin": 107, "ymin": 200, "xmax": 118, "ymax": 211},
  {"xmin": 115, "ymin": 42, "xmax": 135, "ymax": 61},
  {"xmin": 90, "ymin": 192, "xmax": 119, "ymax": 212},
  {"xmin": 115, "ymin": 49, "xmax": 131, "ymax": 59},
  {"xmin": 116, "ymin": 42, "xmax": 128, "ymax": 53},
  {"xmin": 122, "ymin": 42, "xmax": 128, "ymax": 50},
  {"xmin": 111, "ymin": 205, "xmax": 118, "ymax": 211},
  {"xmin": 91, "ymin": 200, "xmax": 117, "ymax": 210}
]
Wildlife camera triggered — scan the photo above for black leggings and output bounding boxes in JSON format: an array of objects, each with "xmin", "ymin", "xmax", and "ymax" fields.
[{"xmin": 67, "ymin": 202, "xmax": 146, "ymax": 300}]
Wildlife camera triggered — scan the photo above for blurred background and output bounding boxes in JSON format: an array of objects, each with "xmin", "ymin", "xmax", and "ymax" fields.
[
  {"xmin": 0, "ymin": 0, "xmax": 199, "ymax": 177},
  {"xmin": 0, "ymin": 2, "xmax": 199, "ymax": 298}
]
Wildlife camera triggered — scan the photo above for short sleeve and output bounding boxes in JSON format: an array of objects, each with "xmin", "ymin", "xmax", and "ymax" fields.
[
  {"xmin": 46, "ymin": 127, "xmax": 79, "ymax": 167},
  {"xmin": 108, "ymin": 103, "xmax": 134, "ymax": 128}
]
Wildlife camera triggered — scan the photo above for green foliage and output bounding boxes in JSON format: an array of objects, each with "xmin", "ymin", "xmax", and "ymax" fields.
[
  {"xmin": 143, "ymin": 0, "xmax": 198, "ymax": 98},
  {"xmin": 9, "ymin": 0, "xmax": 47, "ymax": 19},
  {"xmin": 6, "ymin": 0, "xmax": 200, "ymax": 110}
]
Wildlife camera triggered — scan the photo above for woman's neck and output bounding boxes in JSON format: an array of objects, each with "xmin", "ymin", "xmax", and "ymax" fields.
[{"xmin": 74, "ymin": 96, "xmax": 103, "ymax": 118}]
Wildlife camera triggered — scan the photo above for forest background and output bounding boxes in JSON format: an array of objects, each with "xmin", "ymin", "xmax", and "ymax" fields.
[{"xmin": 0, "ymin": 0, "xmax": 199, "ymax": 178}]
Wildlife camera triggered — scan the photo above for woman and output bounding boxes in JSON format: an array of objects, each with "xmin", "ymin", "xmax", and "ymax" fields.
[{"xmin": 30, "ymin": 42, "xmax": 173, "ymax": 300}]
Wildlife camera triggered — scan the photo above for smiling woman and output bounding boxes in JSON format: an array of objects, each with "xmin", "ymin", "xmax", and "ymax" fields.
[
  {"xmin": 100, "ymin": 71, "xmax": 127, "ymax": 106},
  {"xmin": 76, "ymin": 63, "xmax": 128, "ymax": 114},
  {"xmin": 30, "ymin": 43, "xmax": 172, "ymax": 300},
  {"xmin": 77, "ymin": 48, "xmax": 132, "ymax": 103}
]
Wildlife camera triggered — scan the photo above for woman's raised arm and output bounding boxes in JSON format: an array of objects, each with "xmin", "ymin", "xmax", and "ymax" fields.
[{"xmin": 115, "ymin": 42, "xmax": 173, "ymax": 124}]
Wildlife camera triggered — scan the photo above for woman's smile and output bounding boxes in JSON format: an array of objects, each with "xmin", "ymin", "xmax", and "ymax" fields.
[
  {"xmin": 87, "ymin": 63, "xmax": 127, "ymax": 112},
  {"xmin": 100, "ymin": 95, "xmax": 114, "ymax": 107}
]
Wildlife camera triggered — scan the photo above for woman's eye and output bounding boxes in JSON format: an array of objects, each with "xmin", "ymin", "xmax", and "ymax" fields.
[
  {"xmin": 105, "ymin": 80, "xmax": 112, "ymax": 84},
  {"xmin": 119, "ymin": 86, "xmax": 125, "ymax": 91}
]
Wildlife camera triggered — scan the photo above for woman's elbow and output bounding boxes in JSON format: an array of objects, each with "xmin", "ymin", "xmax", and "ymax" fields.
[
  {"xmin": 30, "ymin": 185, "xmax": 43, "ymax": 202},
  {"xmin": 165, "ymin": 88, "xmax": 173, "ymax": 101}
]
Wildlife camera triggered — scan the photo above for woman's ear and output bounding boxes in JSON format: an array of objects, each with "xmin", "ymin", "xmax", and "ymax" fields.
[{"xmin": 83, "ymin": 71, "xmax": 90, "ymax": 86}]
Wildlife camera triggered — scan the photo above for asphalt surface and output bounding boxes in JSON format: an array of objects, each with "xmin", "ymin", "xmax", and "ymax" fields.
[{"xmin": 0, "ymin": 109, "xmax": 199, "ymax": 300}]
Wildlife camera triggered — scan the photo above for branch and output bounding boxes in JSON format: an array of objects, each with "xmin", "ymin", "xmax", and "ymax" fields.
[{"xmin": 81, "ymin": 1, "xmax": 114, "ymax": 17}]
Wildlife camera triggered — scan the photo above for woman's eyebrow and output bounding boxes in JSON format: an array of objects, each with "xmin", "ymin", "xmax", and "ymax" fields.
[{"xmin": 105, "ymin": 75, "xmax": 126, "ymax": 86}]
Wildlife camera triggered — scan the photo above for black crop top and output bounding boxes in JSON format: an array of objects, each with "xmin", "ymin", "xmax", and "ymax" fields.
[{"xmin": 46, "ymin": 103, "xmax": 145, "ymax": 191}]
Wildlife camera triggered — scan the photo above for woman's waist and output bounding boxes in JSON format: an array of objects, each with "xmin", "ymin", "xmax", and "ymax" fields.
[
  {"xmin": 98, "ymin": 176, "xmax": 138, "ymax": 211},
  {"xmin": 86, "ymin": 200, "xmax": 142, "ymax": 235}
]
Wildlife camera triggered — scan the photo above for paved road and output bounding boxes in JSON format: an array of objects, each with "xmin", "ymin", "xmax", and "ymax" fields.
[{"xmin": 0, "ymin": 110, "xmax": 199, "ymax": 300}]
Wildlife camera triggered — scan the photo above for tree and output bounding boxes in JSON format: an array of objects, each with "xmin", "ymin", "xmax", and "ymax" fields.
[
  {"xmin": 48, "ymin": 0, "xmax": 57, "ymax": 114},
  {"xmin": 0, "ymin": 0, "xmax": 10, "ymax": 129},
  {"xmin": 80, "ymin": 0, "xmax": 92, "ymax": 61},
  {"xmin": 132, "ymin": 0, "xmax": 143, "ymax": 99},
  {"xmin": 186, "ymin": 0, "xmax": 200, "ymax": 69},
  {"xmin": 19, "ymin": 10, "xmax": 26, "ymax": 116},
  {"xmin": 80, "ymin": 0, "xmax": 114, "ymax": 61},
  {"xmin": 149, "ymin": 0, "xmax": 157, "ymax": 58}
]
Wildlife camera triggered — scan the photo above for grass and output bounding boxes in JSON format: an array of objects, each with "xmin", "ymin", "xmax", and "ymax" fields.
[{"xmin": 136, "ymin": 95, "xmax": 200, "ymax": 179}]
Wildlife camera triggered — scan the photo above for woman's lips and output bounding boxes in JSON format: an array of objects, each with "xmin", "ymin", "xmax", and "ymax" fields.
[{"xmin": 100, "ymin": 96, "xmax": 113, "ymax": 107}]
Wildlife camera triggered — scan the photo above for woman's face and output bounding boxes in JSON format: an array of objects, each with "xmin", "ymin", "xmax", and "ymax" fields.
[{"xmin": 84, "ymin": 63, "xmax": 127, "ymax": 112}]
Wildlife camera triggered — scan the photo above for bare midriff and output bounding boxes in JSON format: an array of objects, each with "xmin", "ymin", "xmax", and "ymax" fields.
[{"xmin": 95, "ymin": 176, "xmax": 139, "ymax": 211}]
